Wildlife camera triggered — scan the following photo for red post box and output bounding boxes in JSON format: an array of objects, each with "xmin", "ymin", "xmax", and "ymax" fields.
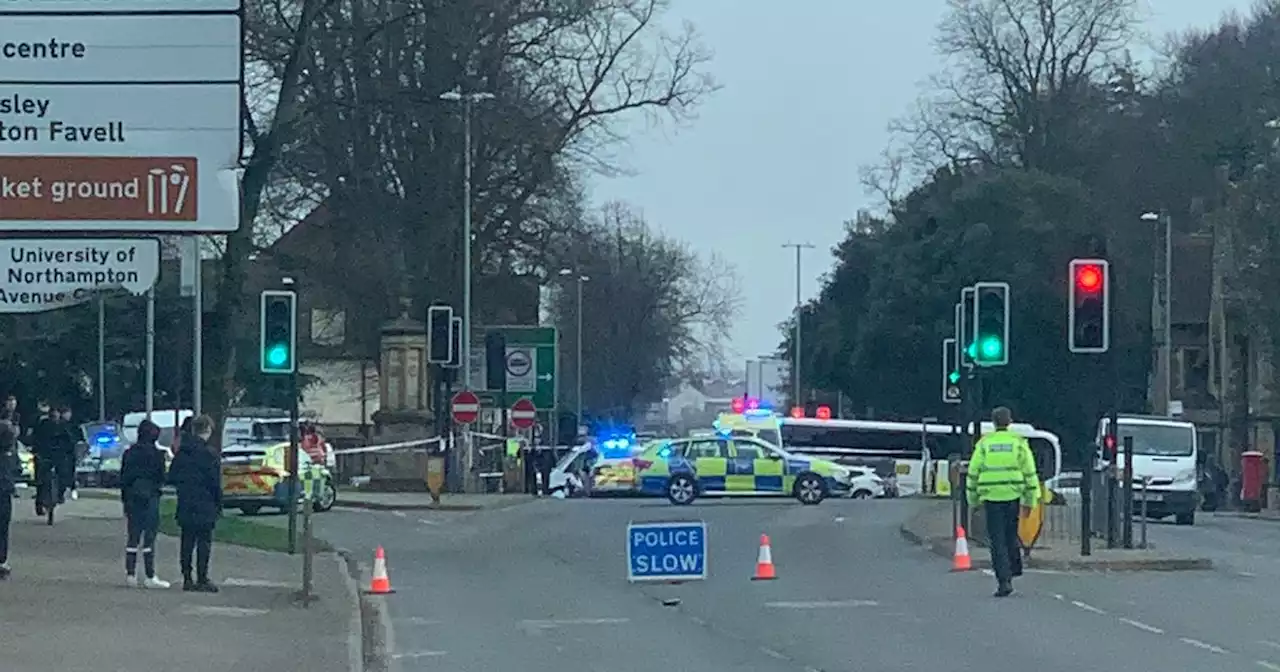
[{"xmin": 1241, "ymin": 451, "xmax": 1266, "ymax": 512}]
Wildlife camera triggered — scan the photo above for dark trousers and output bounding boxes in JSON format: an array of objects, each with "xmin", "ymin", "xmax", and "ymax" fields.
[
  {"xmin": 0, "ymin": 492, "xmax": 11, "ymax": 564},
  {"xmin": 125, "ymin": 501, "xmax": 159, "ymax": 577},
  {"xmin": 983, "ymin": 499, "xmax": 1023, "ymax": 584},
  {"xmin": 34, "ymin": 455, "xmax": 72, "ymax": 507},
  {"xmin": 179, "ymin": 525, "xmax": 213, "ymax": 582}
]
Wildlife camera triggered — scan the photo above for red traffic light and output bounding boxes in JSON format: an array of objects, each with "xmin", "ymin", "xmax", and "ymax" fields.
[
  {"xmin": 731, "ymin": 397, "xmax": 745, "ymax": 414},
  {"xmin": 1075, "ymin": 265, "xmax": 1102, "ymax": 293},
  {"xmin": 815, "ymin": 405, "xmax": 831, "ymax": 420},
  {"xmin": 790, "ymin": 406, "xmax": 804, "ymax": 419},
  {"xmin": 1103, "ymin": 434, "xmax": 1117, "ymax": 452}
]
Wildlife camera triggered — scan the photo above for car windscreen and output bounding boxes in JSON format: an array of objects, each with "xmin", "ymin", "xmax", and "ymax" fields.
[{"xmin": 1117, "ymin": 423, "xmax": 1195, "ymax": 457}]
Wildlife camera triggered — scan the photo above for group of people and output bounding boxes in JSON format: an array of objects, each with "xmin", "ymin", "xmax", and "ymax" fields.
[{"xmin": 0, "ymin": 401, "xmax": 225, "ymax": 593}]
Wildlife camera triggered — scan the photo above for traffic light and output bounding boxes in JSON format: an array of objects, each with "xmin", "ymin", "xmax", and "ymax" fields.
[
  {"xmin": 445, "ymin": 317, "xmax": 463, "ymax": 368},
  {"xmin": 959, "ymin": 287, "xmax": 976, "ymax": 365},
  {"xmin": 427, "ymin": 304, "xmax": 453, "ymax": 364},
  {"xmin": 484, "ymin": 331, "xmax": 506, "ymax": 390},
  {"xmin": 972, "ymin": 282, "xmax": 1010, "ymax": 366},
  {"xmin": 259, "ymin": 290, "xmax": 296, "ymax": 374},
  {"xmin": 941, "ymin": 337, "xmax": 961, "ymax": 404},
  {"xmin": 1069, "ymin": 259, "xmax": 1109, "ymax": 353}
]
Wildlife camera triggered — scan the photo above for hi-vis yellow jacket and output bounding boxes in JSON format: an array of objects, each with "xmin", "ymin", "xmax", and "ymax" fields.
[{"xmin": 966, "ymin": 429, "xmax": 1040, "ymax": 506}]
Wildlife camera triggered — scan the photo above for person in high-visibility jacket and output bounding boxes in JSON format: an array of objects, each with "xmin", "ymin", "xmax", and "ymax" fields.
[{"xmin": 967, "ymin": 406, "xmax": 1041, "ymax": 597}]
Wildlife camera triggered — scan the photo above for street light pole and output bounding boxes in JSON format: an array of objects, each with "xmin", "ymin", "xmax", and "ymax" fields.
[
  {"xmin": 440, "ymin": 88, "xmax": 494, "ymax": 391},
  {"xmin": 782, "ymin": 243, "xmax": 815, "ymax": 406},
  {"xmin": 559, "ymin": 268, "xmax": 588, "ymax": 431},
  {"xmin": 1140, "ymin": 211, "xmax": 1173, "ymax": 415}
]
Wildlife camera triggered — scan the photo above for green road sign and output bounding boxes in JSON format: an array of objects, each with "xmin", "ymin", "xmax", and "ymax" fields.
[{"xmin": 471, "ymin": 325, "xmax": 557, "ymax": 410}]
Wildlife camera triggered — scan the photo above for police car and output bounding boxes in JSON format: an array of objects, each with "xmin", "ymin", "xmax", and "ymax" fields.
[{"xmin": 636, "ymin": 435, "xmax": 853, "ymax": 505}]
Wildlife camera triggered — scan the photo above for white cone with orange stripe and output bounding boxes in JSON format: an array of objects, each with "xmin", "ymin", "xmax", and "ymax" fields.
[
  {"xmin": 367, "ymin": 546, "xmax": 395, "ymax": 594},
  {"xmin": 752, "ymin": 534, "xmax": 777, "ymax": 580},
  {"xmin": 951, "ymin": 525, "xmax": 972, "ymax": 572}
]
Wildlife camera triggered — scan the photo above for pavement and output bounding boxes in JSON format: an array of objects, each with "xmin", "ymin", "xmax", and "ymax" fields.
[
  {"xmin": 901, "ymin": 498, "xmax": 1215, "ymax": 570},
  {"xmin": 0, "ymin": 495, "xmax": 355, "ymax": 672},
  {"xmin": 288, "ymin": 492, "xmax": 1280, "ymax": 672}
]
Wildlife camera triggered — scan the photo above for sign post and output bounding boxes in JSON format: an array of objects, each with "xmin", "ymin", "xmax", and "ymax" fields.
[{"xmin": 627, "ymin": 521, "xmax": 707, "ymax": 583}]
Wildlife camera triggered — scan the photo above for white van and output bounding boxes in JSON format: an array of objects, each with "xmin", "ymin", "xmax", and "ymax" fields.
[
  {"xmin": 1097, "ymin": 415, "xmax": 1199, "ymax": 525},
  {"xmin": 122, "ymin": 409, "xmax": 192, "ymax": 453}
]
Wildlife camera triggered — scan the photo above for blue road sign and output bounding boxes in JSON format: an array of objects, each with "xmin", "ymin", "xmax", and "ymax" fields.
[{"xmin": 627, "ymin": 520, "xmax": 707, "ymax": 582}]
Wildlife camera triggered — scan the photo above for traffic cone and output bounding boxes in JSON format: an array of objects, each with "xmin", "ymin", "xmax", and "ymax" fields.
[
  {"xmin": 367, "ymin": 546, "xmax": 395, "ymax": 594},
  {"xmin": 951, "ymin": 526, "xmax": 972, "ymax": 572},
  {"xmin": 752, "ymin": 534, "xmax": 777, "ymax": 581}
]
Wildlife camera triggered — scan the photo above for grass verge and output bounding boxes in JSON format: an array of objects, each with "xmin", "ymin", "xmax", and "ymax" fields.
[{"xmin": 156, "ymin": 498, "xmax": 331, "ymax": 553}]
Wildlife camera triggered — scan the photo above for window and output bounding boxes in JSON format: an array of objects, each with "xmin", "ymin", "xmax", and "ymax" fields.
[
  {"xmin": 733, "ymin": 440, "xmax": 763, "ymax": 460},
  {"xmin": 310, "ymin": 307, "xmax": 346, "ymax": 346},
  {"xmin": 1174, "ymin": 347, "xmax": 1210, "ymax": 400},
  {"xmin": 780, "ymin": 424, "xmax": 924, "ymax": 458},
  {"xmin": 683, "ymin": 440, "xmax": 727, "ymax": 459}
]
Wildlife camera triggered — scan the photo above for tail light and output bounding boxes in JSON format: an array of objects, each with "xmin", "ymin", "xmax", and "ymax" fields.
[{"xmin": 632, "ymin": 459, "xmax": 653, "ymax": 470}]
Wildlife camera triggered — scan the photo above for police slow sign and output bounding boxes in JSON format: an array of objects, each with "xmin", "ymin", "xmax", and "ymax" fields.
[{"xmin": 627, "ymin": 520, "xmax": 707, "ymax": 582}]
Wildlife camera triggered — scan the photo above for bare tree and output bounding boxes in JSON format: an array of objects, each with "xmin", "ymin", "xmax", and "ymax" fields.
[{"xmin": 886, "ymin": 0, "xmax": 1138, "ymax": 179}]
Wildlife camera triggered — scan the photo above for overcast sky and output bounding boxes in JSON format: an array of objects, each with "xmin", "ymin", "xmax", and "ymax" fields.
[{"xmin": 589, "ymin": 0, "xmax": 1254, "ymax": 368}]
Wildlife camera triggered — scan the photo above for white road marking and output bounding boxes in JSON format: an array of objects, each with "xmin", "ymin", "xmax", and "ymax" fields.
[
  {"xmin": 223, "ymin": 578, "xmax": 292, "ymax": 588},
  {"xmin": 392, "ymin": 511, "xmax": 407, "ymax": 518},
  {"xmin": 765, "ymin": 600, "xmax": 879, "ymax": 609},
  {"xmin": 1262, "ymin": 641, "xmax": 1280, "ymax": 650},
  {"xmin": 983, "ymin": 568, "xmax": 1067, "ymax": 576},
  {"xmin": 760, "ymin": 647, "xmax": 787, "ymax": 660},
  {"xmin": 180, "ymin": 605, "xmax": 270, "ymax": 618},
  {"xmin": 1180, "ymin": 638, "xmax": 1228, "ymax": 654},
  {"xmin": 1070, "ymin": 600, "xmax": 1106, "ymax": 615},
  {"xmin": 833, "ymin": 516, "xmax": 845, "ymax": 523},
  {"xmin": 417, "ymin": 518, "xmax": 440, "ymax": 526},
  {"xmin": 1119, "ymin": 618, "xmax": 1164, "ymax": 634},
  {"xmin": 1052, "ymin": 594, "xmax": 1065, "ymax": 601},
  {"xmin": 1239, "ymin": 571, "xmax": 1258, "ymax": 577},
  {"xmin": 393, "ymin": 651, "xmax": 447, "ymax": 659},
  {"xmin": 1258, "ymin": 661, "xmax": 1280, "ymax": 671},
  {"xmin": 520, "ymin": 617, "xmax": 630, "ymax": 628},
  {"xmin": 400, "ymin": 616, "xmax": 442, "ymax": 625}
]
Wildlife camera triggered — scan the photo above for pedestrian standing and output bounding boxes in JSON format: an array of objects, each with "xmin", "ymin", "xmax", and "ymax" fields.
[
  {"xmin": 536, "ymin": 444, "xmax": 555, "ymax": 497},
  {"xmin": 56, "ymin": 406, "xmax": 78, "ymax": 501},
  {"xmin": 0, "ymin": 423, "xmax": 17, "ymax": 579},
  {"xmin": 966, "ymin": 406, "xmax": 1041, "ymax": 597},
  {"xmin": 120, "ymin": 419, "xmax": 169, "ymax": 589},
  {"xmin": 167, "ymin": 414, "xmax": 221, "ymax": 593}
]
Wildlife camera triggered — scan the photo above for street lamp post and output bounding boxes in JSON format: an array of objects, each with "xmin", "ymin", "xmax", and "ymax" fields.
[
  {"xmin": 1140, "ymin": 211, "xmax": 1172, "ymax": 416},
  {"xmin": 782, "ymin": 243, "xmax": 815, "ymax": 406},
  {"xmin": 440, "ymin": 88, "xmax": 495, "ymax": 390},
  {"xmin": 559, "ymin": 269, "xmax": 589, "ymax": 431}
]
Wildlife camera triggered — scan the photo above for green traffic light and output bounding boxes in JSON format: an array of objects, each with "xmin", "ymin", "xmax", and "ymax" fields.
[
  {"xmin": 965, "ymin": 342, "xmax": 976, "ymax": 358},
  {"xmin": 266, "ymin": 344, "xmax": 289, "ymax": 368},
  {"xmin": 978, "ymin": 337, "xmax": 1002, "ymax": 360},
  {"xmin": 948, "ymin": 371, "xmax": 960, "ymax": 384}
]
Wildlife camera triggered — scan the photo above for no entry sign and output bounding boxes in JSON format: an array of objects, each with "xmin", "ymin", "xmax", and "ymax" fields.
[
  {"xmin": 451, "ymin": 390, "xmax": 480, "ymax": 424},
  {"xmin": 510, "ymin": 397, "xmax": 536, "ymax": 429}
]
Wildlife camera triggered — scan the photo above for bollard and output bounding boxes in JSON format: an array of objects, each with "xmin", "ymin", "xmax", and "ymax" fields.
[
  {"xmin": 301, "ymin": 495, "xmax": 314, "ymax": 605},
  {"xmin": 1140, "ymin": 477, "xmax": 1151, "ymax": 550}
]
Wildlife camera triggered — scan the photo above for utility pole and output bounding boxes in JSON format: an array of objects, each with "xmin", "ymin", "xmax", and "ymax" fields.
[
  {"xmin": 782, "ymin": 243, "xmax": 815, "ymax": 406},
  {"xmin": 1141, "ymin": 211, "xmax": 1172, "ymax": 416}
]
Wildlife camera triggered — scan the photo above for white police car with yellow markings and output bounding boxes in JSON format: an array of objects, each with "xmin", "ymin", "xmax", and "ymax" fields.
[{"xmin": 635, "ymin": 435, "xmax": 853, "ymax": 505}]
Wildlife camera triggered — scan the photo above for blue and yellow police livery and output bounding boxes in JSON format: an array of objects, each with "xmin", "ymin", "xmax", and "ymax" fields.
[{"xmin": 636, "ymin": 435, "xmax": 852, "ymax": 505}]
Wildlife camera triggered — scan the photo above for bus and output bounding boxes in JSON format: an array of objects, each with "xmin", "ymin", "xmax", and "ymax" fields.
[{"xmin": 778, "ymin": 418, "xmax": 1063, "ymax": 496}]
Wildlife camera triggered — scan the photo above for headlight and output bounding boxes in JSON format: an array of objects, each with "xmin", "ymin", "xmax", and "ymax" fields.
[{"xmin": 1173, "ymin": 469, "xmax": 1196, "ymax": 484}]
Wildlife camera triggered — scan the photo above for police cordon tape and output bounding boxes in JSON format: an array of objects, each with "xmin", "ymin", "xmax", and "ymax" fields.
[{"xmin": 328, "ymin": 432, "xmax": 515, "ymax": 457}]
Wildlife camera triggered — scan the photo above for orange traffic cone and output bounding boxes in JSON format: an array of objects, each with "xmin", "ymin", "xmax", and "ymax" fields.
[
  {"xmin": 752, "ymin": 534, "xmax": 777, "ymax": 581},
  {"xmin": 951, "ymin": 526, "xmax": 972, "ymax": 572},
  {"xmin": 367, "ymin": 546, "xmax": 395, "ymax": 594}
]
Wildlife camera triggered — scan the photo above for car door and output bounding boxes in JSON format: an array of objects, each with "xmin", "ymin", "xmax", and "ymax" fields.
[
  {"xmin": 682, "ymin": 439, "xmax": 729, "ymax": 492},
  {"xmin": 736, "ymin": 438, "xmax": 785, "ymax": 493}
]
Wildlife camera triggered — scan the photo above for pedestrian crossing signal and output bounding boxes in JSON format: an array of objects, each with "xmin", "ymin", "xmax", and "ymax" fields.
[{"xmin": 941, "ymin": 337, "xmax": 961, "ymax": 404}]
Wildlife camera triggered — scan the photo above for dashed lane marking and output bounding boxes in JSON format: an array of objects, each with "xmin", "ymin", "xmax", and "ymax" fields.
[
  {"xmin": 399, "ymin": 617, "xmax": 442, "ymax": 625},
  {"xmin": 1070, "ymin": 600, "xmax": 1106, "ymax": 615},
  {"xmin": 520, "ymin": 618, "xmax": 631, "ymax": 628},
  {"xmin": 1261, "ymin": 641, "xmax": 1280, "ymax": 650},
  {"xmin": 764, "ymin": 600, "xmax": 879, "ymax": 609},
  {"xmin": 223, "ymin": 577, "xmax": 293, "ymax": 588},
  {"xmin": 1258, "ymin": 661, "xmax": 1280, "ymax": 671},
  {"xmin": 392, "ymin": 511, "xmax": 407, "ymax": 518},
  {"xmin": 393, "ymin": 651, "xmax": 447, "ymax": 659},
  {"xmin": 180, "ymin": 605, "xmax": 270, "ymax": 618},
  {"xmin": 1180, "ymin": 638, "xmax": 1229, "ymax": 654},
  {"xmin": 760, "ymin": 647, "xmax": 788, "ymax": 660},
  {"xmin": 1239, "ymin": 571, "xmax": 1258, "ymax": 577},
  {"xmin": 1119, "ymin": 618, "xmax": 1164, "ymax": 634},
  {"xmin": 418, "ymin": 518, "xmax": 440, "ymax": 526}
]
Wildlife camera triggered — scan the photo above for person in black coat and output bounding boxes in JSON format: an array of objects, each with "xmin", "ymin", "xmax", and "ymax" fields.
[
  {"xmin": 120, "ymin": 419, "xmax": 169, "ymax": 589},
  {"xmin": 0, "ymin": 423, "xmax": 17, "ymax": 579},
  {"xmin": 167, "ymin": 414, "xmax": 221, "ymax": 592}
]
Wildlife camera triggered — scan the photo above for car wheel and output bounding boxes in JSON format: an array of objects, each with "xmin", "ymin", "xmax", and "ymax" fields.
[
  {"xmin": 666, "ymin": 474, "xmax": 698, "ymax": 505},
  {"xmin": 313, "ymin": 481, "xmax": 337, "ymax": 512},
  {"xmin": 1175, "ymin": 510, "xmax": 1195, "ymax": 526},
  {"xmin": 852, "ymin": 489, "xmax": 874, "ymax": 500},
  {"xmin": 795, "ymin": 474, "xmax": 826, "ymax": 505},
  {"xmin": 239, "ymin": 505, "xmax": 262, "ymax": 516}
]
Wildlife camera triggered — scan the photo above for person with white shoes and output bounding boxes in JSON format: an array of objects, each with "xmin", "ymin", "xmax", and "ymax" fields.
[{"xmin": 120, "ymin": 420, "xmax": 170, "ymax": 589}]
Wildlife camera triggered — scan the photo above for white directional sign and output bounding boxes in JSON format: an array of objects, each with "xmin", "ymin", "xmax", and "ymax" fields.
[
  {"xmin": 0, "ymin": 238, "xmax": 159, "ymax": 312},
  {"xmin": 0, "ymin": 0, "xmax": 242, "ymax": 233},
  {"xmin": 0, "ymin": 0, "xmax": 241, "ymax": 11}
]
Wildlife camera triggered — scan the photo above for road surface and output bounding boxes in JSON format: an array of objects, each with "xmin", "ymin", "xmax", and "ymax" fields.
[{"xmin": 298, "ymin": 497, "xmax": 1274, "ymax": 671}]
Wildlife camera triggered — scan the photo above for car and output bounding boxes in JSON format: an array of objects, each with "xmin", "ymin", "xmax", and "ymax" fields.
[
  {"xmin": 846, "ymin": 465, "xmax": 887, "ymax": 499},
  {"xmin": 221, "ymin": 442, "xmax": 337, "ymax": 515},
  {"xmin": 1045, "ymin": 471, "xmax": 1082, "ymax": 506},
  {"xmin": 636, "ymin": 435, "xmax": 853, "ymax": 505}
]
